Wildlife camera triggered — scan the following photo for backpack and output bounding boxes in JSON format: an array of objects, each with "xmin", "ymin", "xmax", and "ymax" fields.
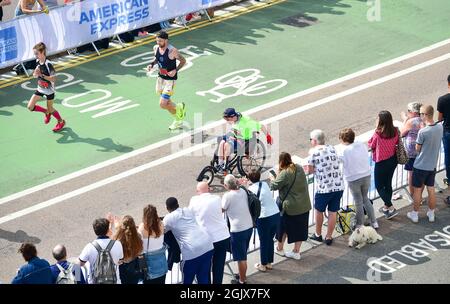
[
  {"xmin": 91, "ymin": 240, "xmax": 117, "ymax": 284},
  {"xmin": 336, "ymin": 205, "xmax": 357, "ymax": 234},
  {"xmin": 55, "ymin": 263, "xmax": 76, "ymax": 284},
  {"xmin": 241, "ymin": 185, "xmax": 261, "ymax": 228}
]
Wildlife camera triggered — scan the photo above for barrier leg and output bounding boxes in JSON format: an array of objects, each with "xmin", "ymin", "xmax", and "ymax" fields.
[
  {"xmin": 91, "ymin": 42, "xmax": 101, "ymax": 56},
  {"xmin": 114, "ymin": 35, "xmax": 126, "ymax": 48},
  {"xmin": 203, "ymin": 9, "xmax": 213, "ymax": 22}
]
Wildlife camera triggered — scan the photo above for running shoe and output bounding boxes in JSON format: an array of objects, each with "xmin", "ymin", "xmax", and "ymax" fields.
[
  {"xmin": 44, "ymin": 113, "xmax": 51, "ymax": 124},
  {"xmin": 169, "ymin": 120, "xmax": 183, "ymax": 131},
  {"xmin": 176, "ymin": 102, "xmax": 186, "ymax": 120},
  {"xmin": 52, "ymin": 120, "xmax": 65, "ymax": 132},
  {"xmin": 385, "ymin": 208, "xmax": 399, "ymax": 220}
]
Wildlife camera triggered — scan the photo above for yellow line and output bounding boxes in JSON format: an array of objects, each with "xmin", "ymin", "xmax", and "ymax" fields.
[{"xmin": 0, "ymin": 0, "xmax": 285, "ymax": 90}]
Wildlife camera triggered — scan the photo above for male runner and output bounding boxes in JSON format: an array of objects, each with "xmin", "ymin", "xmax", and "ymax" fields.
[
  {"xmin": 147, "ymin": 31, "xmax": 187, "ymax": 131},
  {"xmin": 27, "ymin": 42, "xmax": 65, "ymax": 132}
]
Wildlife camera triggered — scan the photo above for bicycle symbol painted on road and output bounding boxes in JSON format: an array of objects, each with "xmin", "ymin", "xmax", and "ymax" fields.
[{"xmin": 196, "ymin": 69, "xmax": 288, "ymax": 103}]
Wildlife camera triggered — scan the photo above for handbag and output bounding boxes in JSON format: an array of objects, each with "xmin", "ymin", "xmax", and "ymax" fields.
[
  {"xmin": 395, "ymin": 128, "xmax": 408, "ymax": 165},
  {"xmin": 276, "ymin": 166, "xmax": 297, "ymax": 213}
]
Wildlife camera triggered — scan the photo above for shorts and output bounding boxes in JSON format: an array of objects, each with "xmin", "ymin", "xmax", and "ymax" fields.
[
  {"xmin": 404, "ymin": 158, "xmax": 416, "ymax": 171},
  {"xmin": 156, "ymin": 77, "xmax": 175, "ymax": 99},
  {"xmin": 314, "ymin": 191, "xmax": 343, "ymax": 213},
  {"xmin": 230, "ymin": 228, "xmax": 252, "ymax": 261},
  {"xmin": 34, "ymin": 91, "xmax": 55, "ymax": 100},
  {"xmin": 222, "ymin": 134, "xmax": 256, "ymax": 156},
  {"xmin": 412, "ymin": 168, "xmax": 436, "ymax": 187}
]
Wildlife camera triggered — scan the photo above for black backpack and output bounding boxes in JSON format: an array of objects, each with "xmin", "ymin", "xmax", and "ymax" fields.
[{"xmin": 241, "ymin": 184, "xmax": 262, "ymax": 228}]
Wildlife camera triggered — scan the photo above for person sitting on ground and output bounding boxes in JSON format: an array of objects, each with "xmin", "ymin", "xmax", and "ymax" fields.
[
  {"xmin": 50, "ymin": 244, "xmax": 86, "ymax": 284},
  {"xmin": 11, "ymin": 243, "xmax": 53, "ymax": 284},
  {"xmin": 15, "ymin": 0, "xmax": 48, "ymax": 17}
]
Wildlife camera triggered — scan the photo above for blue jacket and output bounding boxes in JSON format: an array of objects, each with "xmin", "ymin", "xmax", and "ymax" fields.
[{"xmin": 11, "ymin": 257, "xmax": 53, "ymax": 284}]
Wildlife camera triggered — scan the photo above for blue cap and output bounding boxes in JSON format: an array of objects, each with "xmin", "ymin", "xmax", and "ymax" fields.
[{"xmin": 223, "ymin": 108, "xmax": 238, "ymax": 117}]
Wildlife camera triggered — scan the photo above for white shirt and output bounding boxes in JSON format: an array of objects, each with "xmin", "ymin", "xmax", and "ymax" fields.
[
  {"xmin": 142, "ymin": 235, "xmax": 164, "ymax": 252},
  {"xmin": 337, "ymin": 141, "xmax": 371, "ymax": 182},
  {"xmin": 79, "ymin": 238, "xmax": 124, "ymax": 284},
  {"xmin": 163, "ymin": 208, "xmax": 214, "ymax": 261},
  {"xmin": 189, "ymin": 193, "xmax": 230, "ymax": 243},
  {"xmin": 248, "ymin": 182, "xmax": 279, "ymax": 219},
  {"xmin": 221, "ymin": 188, "xmax": 253, "ymax": 233}
]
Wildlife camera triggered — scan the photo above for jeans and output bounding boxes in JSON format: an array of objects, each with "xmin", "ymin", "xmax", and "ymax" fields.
[
  {"xmin": 374, "ymin": 155, "xmax": 397, "ymax": 207},
  {"xmin": 348, "ymin": 175, "xmax": 376, "ymax": 226},
  {"xmin": 212, "ymin": 238, "xmax": 230, "ymax": 284},
  {"xmin": 144, "ymin": 245, "xmax": 168, "ymax": 280},
  {"xmin": 182, "ymin": 250, "xmax": 214, "ymax": 284},
  {"xmin": 443, "ymin": 130, "xmax": 450, "ymax": 180},
  {"xmin": 256, "ymin": 213, "xmax": 280, "ymax": 265},
  {"xmin": 143, "ymin": 274, "xmax": 166, "ymax": 284},
  {"xmin": 119, "ymin": 258, "xmax": 142, "ymax": 284}
]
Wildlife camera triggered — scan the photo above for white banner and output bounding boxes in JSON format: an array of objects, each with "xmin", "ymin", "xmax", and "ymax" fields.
[{"xmin": 0, "ymin": 0, "xmax": 231, "ymax": 69}]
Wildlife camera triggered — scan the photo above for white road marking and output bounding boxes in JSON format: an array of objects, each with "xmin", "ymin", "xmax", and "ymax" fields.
[
  {"xmin": 0, "ymin": 53, "xmax": 446, "ymax": 224},
  {"xmin": 1, "ymin": 39, "xmax": 449, "ymax": 206}
]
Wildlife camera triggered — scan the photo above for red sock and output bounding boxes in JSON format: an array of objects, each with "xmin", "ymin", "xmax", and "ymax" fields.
[
  {"xmin": 51, "ymin": 110, "xmax": 62, "ymax": 121},
  {"xmin": 33, "ymin": 105, "xmax": 47, "ymax": 113}
]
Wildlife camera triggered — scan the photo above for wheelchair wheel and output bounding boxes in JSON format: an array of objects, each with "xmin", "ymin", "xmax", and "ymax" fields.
[
  {"xmin": 197, "ymin": 166, "xmax": 215, "ymax": 185},
  {"xmin": 237, "ymin": 139, "xmax": 266, "ymax": 177}
]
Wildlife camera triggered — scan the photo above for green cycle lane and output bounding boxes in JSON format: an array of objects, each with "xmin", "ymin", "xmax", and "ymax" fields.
[{"xmin": 1, "ymin": 0, "xmax": 449, "ymax": 198}]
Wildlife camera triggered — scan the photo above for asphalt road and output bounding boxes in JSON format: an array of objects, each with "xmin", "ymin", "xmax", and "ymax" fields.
[{"xmin": 1, "ymin": 41, "xmax": 450, "ymax": 283}]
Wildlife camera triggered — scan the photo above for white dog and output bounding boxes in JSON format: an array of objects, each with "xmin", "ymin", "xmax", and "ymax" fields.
[{"xmin": 348, "ymin": 226, "xmax": 383, "ymax": 249}]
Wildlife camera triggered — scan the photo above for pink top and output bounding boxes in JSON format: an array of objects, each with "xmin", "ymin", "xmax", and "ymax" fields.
[{"xmin": 368, "ymin": 129, "xmax": 399, "ymax": 163}]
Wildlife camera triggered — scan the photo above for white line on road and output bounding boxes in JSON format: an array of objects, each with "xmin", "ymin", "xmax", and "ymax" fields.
[
  {"xmin": 1, "ymin": 39, "xmax": 449, "ymax": 205},
  {"xmin": 0, "ymin": 54, "xmax": 448, "ymax": 225}
]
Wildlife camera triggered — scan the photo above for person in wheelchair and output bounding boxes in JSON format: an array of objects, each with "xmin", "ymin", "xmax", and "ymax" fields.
[{"xmin": 215, "ymin": 108, "xmax": 273, "ymax": 173}]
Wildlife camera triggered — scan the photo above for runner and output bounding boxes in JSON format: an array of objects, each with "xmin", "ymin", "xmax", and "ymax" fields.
[
  {"xmin": 147, "ymin": 31, "xmax": 187, "ymax": 131},
  {"xmin": 217, "ymin": 108, "xmax": 273, "ymax": 173},
  {"xmin": 27, "ymin": 42, "xmax": 65, "ymax": 132}
]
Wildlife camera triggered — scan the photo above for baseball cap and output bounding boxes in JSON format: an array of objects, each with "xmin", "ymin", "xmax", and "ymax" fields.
[{"xmin": 223, "ymin": 108, "xmax": 238, "ymax": 117}]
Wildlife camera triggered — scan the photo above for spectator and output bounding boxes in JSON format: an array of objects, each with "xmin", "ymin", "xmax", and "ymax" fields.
[
  {"xmin": 111, "ymin": 215, "xmax": 143, "ymax": 284},
  {"xmin": 138, "ymin": 204, "xmax": 168, "ymax": 284},
  {"xmin": 400, "ymin": 102, "xmax": 424, "ymax": 198},
  {"xmin": 437, "ymin": 74, "xmax": 450, "ymax": 185},
  {"xmin": 50, "ymin": 244, "xmax": 86, "ymax": 284},
  {"xmin": 222, "ymin": 175, "xmax": 253, "ymax": 284},
  {"xmin": 0, "ymin": 0, "xmax": 12, "ymax": 22},
  {"xmin": 368, "ymin": 111, "xmax": 399, "ymax": 219},
  {"xmin": 338, "ymin": 129, "xmax": 378, "ymax": 229},
  {"xmin": 11, "ymin": 243, "xmax": 53, "ymax": 284},
  {"xmin": 79, "ymin": 218, "xmax": 124, "ymax": 284},
  {"xmin": 189, "ymin": 182, "xmax": 230, "ymax": 284},
  {"xmin": 163, "ymin": 197, "xmax": 214, "ymax": 284},
  {"xmin": 307, "ymin": 130, "xmax": 344, "ymax": 245},
  {"xmin": 15, "ymin": 0, "xmax": 47, "ymax": 17},
  {"xmin": 407, "ymin": 105, "xmax": 443, "ymax": 223},
  {"xmin": 271, "ymin": 152, "xmax": 310, "ymax": 257},
  {"xmin": 246, "ymin": 170, "xmax": 279, "ymax": 271}
]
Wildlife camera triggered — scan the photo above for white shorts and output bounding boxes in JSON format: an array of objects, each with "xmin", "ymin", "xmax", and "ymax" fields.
[{"xmin": 156, "ymin": 77, "xmax": 175, "ymax": 99}]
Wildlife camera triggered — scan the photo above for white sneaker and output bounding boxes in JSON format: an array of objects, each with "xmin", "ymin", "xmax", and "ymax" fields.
[
  {"xmin": 274, "ymin": 245, "xmax": 285, "ymax": 257},
  {"xmin": 169, "ymin": 120, "xmax": 183, "ymax": 131},
  {"xmin": 407, "ymin": 211, "xmax": 419, "ymax": 223},
  {"xmin": 371, "ymin": 221, "xmax": 379, "ymax": 229},
  {"xmin": 426, "ymin": 210, "xmax": 435, "ymax": 223},
  {"xmin": 285, "ymin": 251, "xmax": 301, "ymax": 260}
]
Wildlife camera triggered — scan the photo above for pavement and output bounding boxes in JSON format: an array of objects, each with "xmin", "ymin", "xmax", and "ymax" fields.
[{"xmin": 1, "ymin": 0, "xmax": 450, "ymax": 283}]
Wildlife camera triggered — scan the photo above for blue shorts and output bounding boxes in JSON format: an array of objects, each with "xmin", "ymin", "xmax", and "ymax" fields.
[
  {"xmin": 314, "ymin": 191, "xmax": 343, "ymax": 213},
  {"xmin": 230, "ymin": 228, "xmax": 253, "ymax": 261},
  {"xmin": 404, "ymin": 158, "xmax": 416, "ymax": 171},
  {"xmin": 412, "ymin": 168, "xmax": 436, "ymax": 187}
]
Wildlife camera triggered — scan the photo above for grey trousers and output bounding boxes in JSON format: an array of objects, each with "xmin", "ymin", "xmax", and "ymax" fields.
[{"xmin": 348, "ymin": 175, "xmax": 376, "ymax": 226}]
